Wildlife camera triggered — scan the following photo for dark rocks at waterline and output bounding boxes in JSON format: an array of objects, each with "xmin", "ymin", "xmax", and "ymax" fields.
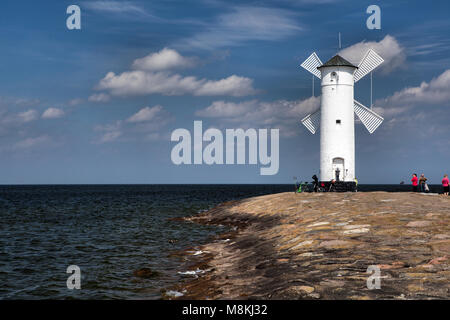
[{"xmin": 133, "ymin": 268, "xmax": 160, "ymax": 279}]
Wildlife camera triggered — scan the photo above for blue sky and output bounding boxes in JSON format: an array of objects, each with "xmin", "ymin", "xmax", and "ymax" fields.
[{"xmin": 0, "ymin": 0, "xmax": 449, "ymax": 184}]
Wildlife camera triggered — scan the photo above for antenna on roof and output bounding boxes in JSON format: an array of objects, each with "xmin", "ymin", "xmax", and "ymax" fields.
[
  {"xmin": 338, "ymin": 32, "xmax": 342, "ymax": 50},
  {"xmin": 370, "ymin": 72, "xmax": 373, "ymax": 109}
]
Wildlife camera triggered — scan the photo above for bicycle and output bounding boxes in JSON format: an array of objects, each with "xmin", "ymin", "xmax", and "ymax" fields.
[
  {"xmin": 296, "ymin": 181, "xmax": 313, "ymax": 193},
  {"xmin": 311, "ymin": 181, "xmax": 325, "ymax": 192},
  {"xmin": 316, "ymin": 185, "xmax": 326, "ymax": 192}
]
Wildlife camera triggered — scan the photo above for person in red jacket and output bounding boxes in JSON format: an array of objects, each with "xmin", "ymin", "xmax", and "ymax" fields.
[
  {"xmin": 411, "ymin": 173, "xmax": 418, "ymax": 192},
  {"xmin": 442, "ymin": 174, "xmax": 449, "ymax": 196}
]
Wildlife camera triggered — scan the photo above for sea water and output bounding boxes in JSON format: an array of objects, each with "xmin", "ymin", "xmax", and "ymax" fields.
[{"xmin": 0, "ymin": 184, "xmax": 438, "ymax": 299}]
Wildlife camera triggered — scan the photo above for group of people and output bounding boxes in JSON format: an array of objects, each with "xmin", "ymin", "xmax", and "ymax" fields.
[
  {"xmin": 312, "ymin": 174, "xmax": 335, "ymax": 192},
  {"xmin": 295, "ymin": 175, "xmax": 327, "ymax": 192},
  {"xmin": 295, "ymin": 175, "xmax": 357, "ymax": 193},
  {"xmin": 411, "ymin": 173, "xmax": 449, "ymax": 195},
  {"xmin": 312, "ymin": 175, "xmax": 357, "ymax": 192}
]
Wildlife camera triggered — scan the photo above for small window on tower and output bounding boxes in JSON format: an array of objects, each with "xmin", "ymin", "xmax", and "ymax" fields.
[
  {"xmin": 331, "ymin": 71, "xmax": 337, "ymax": 81},
  {"xmin": 336, "ymin": 119, "xmax": 341, "ymax": 124}
]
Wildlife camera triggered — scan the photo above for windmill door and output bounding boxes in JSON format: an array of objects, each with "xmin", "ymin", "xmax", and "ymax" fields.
[{"xmin": 332, "ymin": 158, "xmax": 345, "ymax": 181}]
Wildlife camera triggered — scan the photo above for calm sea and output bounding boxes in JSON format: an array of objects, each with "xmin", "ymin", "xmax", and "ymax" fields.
[{"xmin": 0, "ymin": 184, "xmax": 441, "ymax": 299}]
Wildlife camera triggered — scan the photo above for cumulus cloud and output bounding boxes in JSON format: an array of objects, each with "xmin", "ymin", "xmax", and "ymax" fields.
[
  {"xmin": 88, "ymin": 93, "xmax": 110, "ymax": 103},
  {"xmin": 339, "ymin": 35, "xmax": 406, "ymax": 74},
  {"xmin": 195, "ymin": 76, "xmax": 257, "ymax": 96},
  {"xmin": 94, "ymin": 105, "xmax": 171, "ymax": 143},
  {"xmin": 98, "ymin": 130, "xmax": 122, "ymax": 143},
  {"xmin": 14, "ymin": 135, "xmax": 49, "ymax": 149},
  {"xmin": 374, "ymin": 69, "xmax": 450, "ymax": 117},
  {"xmin": 145, "ymin": 132, "xmax": 160, "ymax": 141},
  {"xmin": 132, "ymin": 48, "xmax": 196, "ymax": 71},
  {"xmin": 17, "ymin": 109, "xmax": 38, "ymax": 123},
  {"xmin": 68, "ymin": 98, "xmax": 84, "ymax": 106},
  {"xmin": 97, "ymin": 70, "xmax": 257, "ymax": 97},
  {"xmin": 179, "ymin": 6, "xmax": 302, "ymax": 50},
  {"xmin": 387, "ymin": 69, "xmax": 450, "ymax": 104},
  {"xmin": 196, "ymin": 100, "xmax": 256, "ymax": 118},
  {"xmin": 42, "ymin": 108, "xmax": 64, "ymax": 119},
  {"xmin": 8, "ymin": 97, "xmax": 40, "ymax": 107},
  {"xmin": 0, "ymin": 108, "xmax": 39, "ymax": 141},
  {"xmin": 95, "ymin": 48, "xmax": 257, "ymax": 98},
  {"xmin": 195, "ymin": 96, "xmax": 320, "ymax": 136},
  {"xmin": 94, "ymin": 121, "xmax": 123, "ymax": 144},
  {"xmin": 127, "ymin": 105, "xmax": 163, "ymax": 123},
  {"xmin": 197, "ymin": 97, "xmax": 319, "ymax": 119}
]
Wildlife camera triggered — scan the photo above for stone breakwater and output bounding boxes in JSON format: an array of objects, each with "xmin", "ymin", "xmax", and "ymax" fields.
[{"xmin": 169, "ymin": 192, "xmax": 449, "ymax": 300}]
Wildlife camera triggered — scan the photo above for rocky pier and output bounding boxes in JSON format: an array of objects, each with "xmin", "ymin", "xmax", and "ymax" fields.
[{"xmin": 169, "ymin": 192, "xmax": 449, "ymax": 300}]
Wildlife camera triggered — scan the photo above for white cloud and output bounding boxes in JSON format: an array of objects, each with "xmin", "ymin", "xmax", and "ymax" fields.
[
  {"xmin": 14, "ymin": 135, "xmax": 49, "ymax": 149},
  {"xmin": 196, "ymin": 100, "xmax": 256, "ymax": 118},
  {"xmin": 68, "ymin": 98, "xmax": 84, "ymax": 106},
  {"xmin": 98, "ymin": 130, "xmax": 122, "ymax": 143},
  {"xmin": 83, "ymin": 1, "xmax": 148, "ymax": 15},
  {"xmin": 179, "ymin": 6, "xmax": 302, "ymax": 50},
  {"xmin": 88, "ymin": 93, "xmax": 110, "ymax": 102},
  {"xmin": 195, "ymin": 96, "xmax": 320, "ymax": 136},
  {"xmin": 97, "ymin": 70, "xmax": 257, "ymax": 97},
  {"xmin": 195, "ymin": 75, "xmax": 257, "ymax": 96},
  {"xmin": 94, "ymin": 105, "xmax": 172, "ymax": 143},
  {"xmin": 388, "ymin": 69, "xmax": 450, "ymax": 104},
  {"xmin": 132, "ymin": 48, "xmax": 196, "ymax": 71},
  {"xmin": 42, "ymin": 108, "xmax": 64, "ymax": 119},
  {"xmin": 95, "ymin": 48, "xmax": 257, "ymax": 97},
  {"xmin": 9, "ymin": 97, "xmax": 40, "ymax": 107},
  {"xmin": 339, "ymin": 35, "xmax": 406, "ymax": 74},
  {"xmin": 374, "ymin": 69, "xmax": 450, "ymax": 117},
  {"xmin": 18, "ymin": 109, "xmax": 38, "ymax": 123},
  {"xmin": 197, "ymin": 97, "xmax": 319, "ymax": 119},
  {"xmin": 127, "ymin": 105, "xmax": 163, "ymax": 123},
  {"xmin": 0, "ymin": 108, "xmax": 38, "ymax": 134},
  {"xmin": 145, "ymin": 132, "xmax": 160, "ymax": 141},
  {"xmin": 94, "ymin": 121, "xmax": 123, "ymax": 144},
  {"xmin": 277, "ymin": 0, "xmax": 342, "ymax": 4}
]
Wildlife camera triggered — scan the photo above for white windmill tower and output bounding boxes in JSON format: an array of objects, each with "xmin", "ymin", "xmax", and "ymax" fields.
[{"xmin": 300, "ymin": 49, "xmax": 384, "ymax": 190}]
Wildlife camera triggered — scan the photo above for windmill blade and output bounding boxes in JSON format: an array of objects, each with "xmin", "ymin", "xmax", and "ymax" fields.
[
  {"xmin": 300, "ymin": 52, "xmax": 322, "ymax": 79},
  {"xmin": 353, "ymin": 49, "xmax": 384, "ymax": 83},
  {"xmin": 301, "ymin": 109, "xmax": 320, "ymax": 134},
  {"xmin": 354, "ymin": 100, "xmax": 384, "ymax": 134}
]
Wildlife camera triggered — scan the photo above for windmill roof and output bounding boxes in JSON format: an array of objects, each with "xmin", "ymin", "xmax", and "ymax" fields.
[{"xmin": 317, "ymin": 55, "xmax": 357, "ymax": 69}]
